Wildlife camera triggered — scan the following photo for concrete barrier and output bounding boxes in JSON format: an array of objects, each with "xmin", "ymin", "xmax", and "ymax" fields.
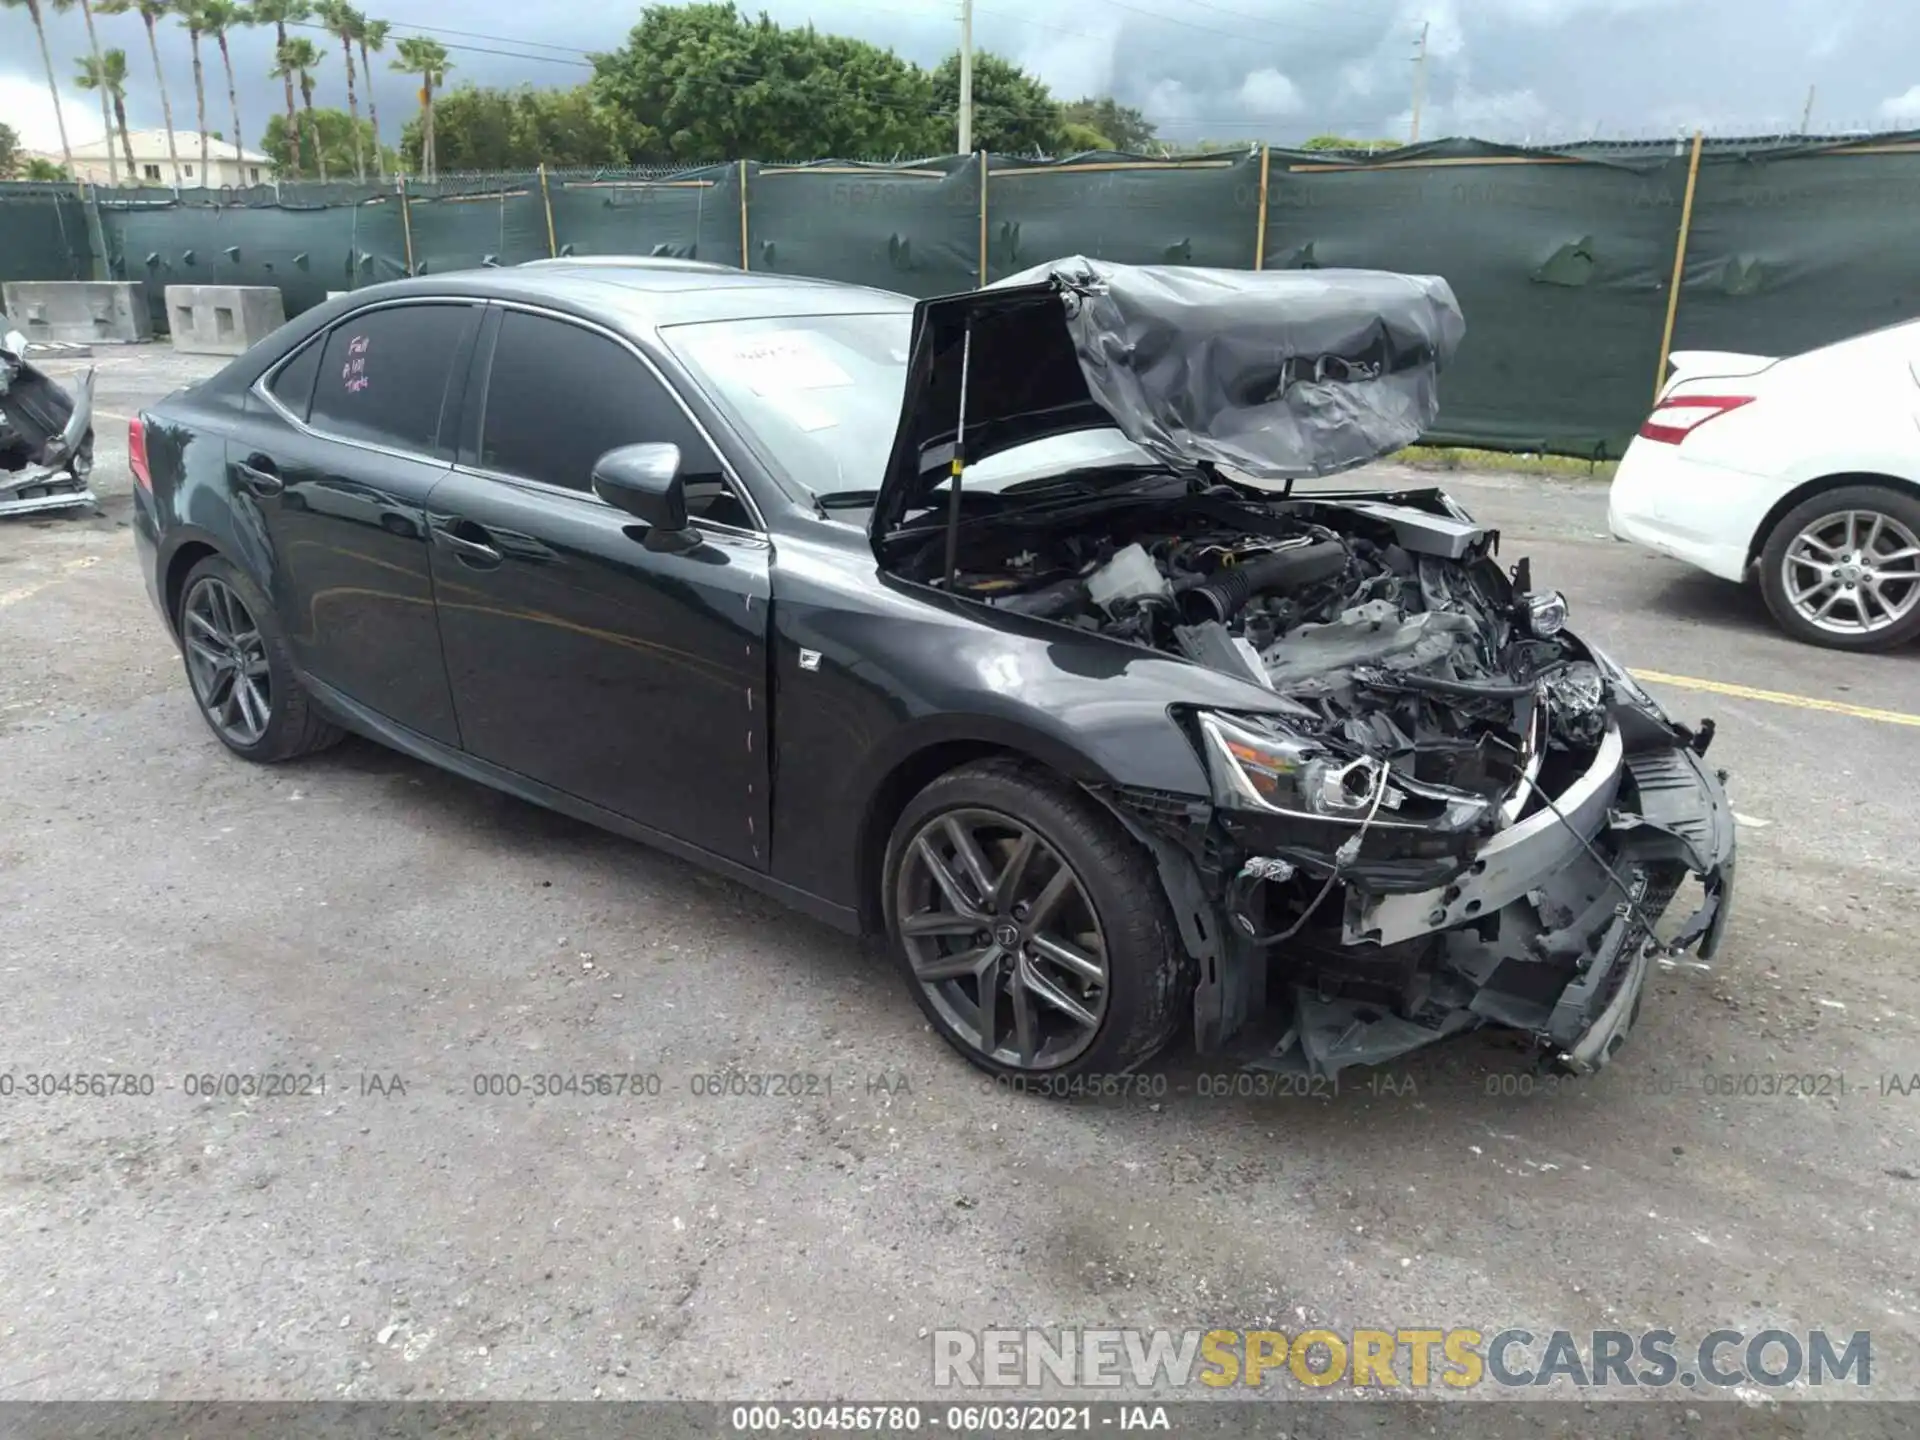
[
  {"xmin": 163, "ymin": 285, "xmax": 286, "ymax": 356},
  {"xmin": 1, "ymin": 281, "xmax": 151, "ymax": 345}
]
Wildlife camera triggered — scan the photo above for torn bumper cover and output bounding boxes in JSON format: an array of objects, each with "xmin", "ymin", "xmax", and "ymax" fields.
[
  {"xmin": 1117, "ymin": 656, "xmax": 1735, "ymax": 1080},
  {"xmin": 0, "ymin": 328, "xmax": 96, "ymax": 518}
]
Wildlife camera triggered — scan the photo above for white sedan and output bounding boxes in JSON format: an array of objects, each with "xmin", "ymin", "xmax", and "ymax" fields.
[{"xmin": 1608, "ymin": 319, "xmax": 1920, "ymax": 650}]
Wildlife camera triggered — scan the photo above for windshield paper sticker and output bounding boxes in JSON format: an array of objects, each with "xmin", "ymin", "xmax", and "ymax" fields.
[{"xmin": 698, "ymin": 333, "xmax": 851, "ymax": 396}]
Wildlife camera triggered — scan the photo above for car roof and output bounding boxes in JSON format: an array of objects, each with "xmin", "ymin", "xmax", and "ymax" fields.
[{"xmin": 353, "ymin": 264, "xmax": 917, "ymax": 334}]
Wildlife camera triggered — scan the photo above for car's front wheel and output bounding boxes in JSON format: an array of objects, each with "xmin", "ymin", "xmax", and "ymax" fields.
[
  {"xmin": 882, "ymin": 758, "xmax": 1190, "ymax": 1082},
  {"xmin": 1758, "ymin": 483, "xmax": 1920, "ymax": 650},
  {"xmin": 177, "ymin": 554, "xmax": 344, "ymax": 761}
]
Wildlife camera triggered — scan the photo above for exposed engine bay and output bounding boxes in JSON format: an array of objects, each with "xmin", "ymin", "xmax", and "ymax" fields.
[
  {"xmin": 917, "ymin": 480, "xmax": 1601, "ymax": 804},
  {"xmin": 897, "ymin": 475, "xmax": 1735, "ymax": 1079}
]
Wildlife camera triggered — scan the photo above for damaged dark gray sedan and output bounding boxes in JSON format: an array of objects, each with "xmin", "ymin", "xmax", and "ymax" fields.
[
  {"xmin": 131, "ymin": 255, "xmax": 1734, "ymax": 1084},
  {"xmin": 0, "ymin": 313, "xmax": 97, "ymax": 517}
]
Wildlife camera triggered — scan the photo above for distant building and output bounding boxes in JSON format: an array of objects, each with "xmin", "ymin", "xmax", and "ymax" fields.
[{"xmin": 46, "ymin": 130, "xmax": 274, "ymax": 188}]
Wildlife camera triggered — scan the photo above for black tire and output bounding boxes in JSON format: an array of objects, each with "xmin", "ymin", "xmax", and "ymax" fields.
[
  {"xmin": 882, "ymin": 757, "xmax": 1191, "ymax": 1082},
  {"xmin": 1757, "ymin": 483, "xmax": 1920, "ymax": 651},
  {"xmin": 176, "ymin": 553, "xmax": 344, "ymax": 761}
]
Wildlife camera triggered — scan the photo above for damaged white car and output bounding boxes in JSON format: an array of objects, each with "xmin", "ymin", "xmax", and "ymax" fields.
[{"xmin": 0, "ymin": 312, "xmax": 96, "ymax": 518}]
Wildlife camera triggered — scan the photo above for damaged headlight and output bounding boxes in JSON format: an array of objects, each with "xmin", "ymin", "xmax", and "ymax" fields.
[
  {"xmin": 1196, "ymin": 711, "xmax": 1498, "ymax": 834},
  {"xmin": 1195, "ymin": 712, "xmax": 1403, "ymax": 820},
  {"xmin": 1588, "ymin": 643, "xmax": 1669, "ymax": 720},
  {"xmin": 1523, "ymin": 589, "xmax": 1570, "ymax": 638}
]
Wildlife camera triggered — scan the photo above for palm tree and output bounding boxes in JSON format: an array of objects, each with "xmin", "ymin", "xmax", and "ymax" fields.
[
  {"xmin": 101, "ymin": 0, "xmax": 183, "ymax": 187},
  {"xmin": 357, "ymin": 15, "xmax": 388, "ymax": 179},
  {"xmin": 391, "ymin": 36, "xmax": 450, "ymax": 181},
  {"xmin": 179, "ymin": 0, "xmax": 212, "ymax": 182},
  {"xmin": 314, "ymin": 0, "xmax": 364, "ymax": 181},
  {"xmin": 53, "ymin": 0, "xmax": 116, "ymax": 184},
  {"xmin": 274, "ymin": 36, "xmax": 325, "ymax": 180},
  {"xmin": 196, "ymin": 0, "xmax": 250, "ymax": 176},
  {"xmin": 75, "ymin": 48, "xmax": 137, "ymax": 180},
  {"xmin": 251, "ymin": 0, "xmax": 308, "ymax": 174},
  {"xmin": 3, "ymin": 0, "xmax": 75, "ymax": 175}
]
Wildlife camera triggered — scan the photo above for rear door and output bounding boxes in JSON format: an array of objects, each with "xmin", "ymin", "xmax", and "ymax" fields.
[
  {"xmin": 238, "ymin": 299, "xmax": 481, "ymax": 744},
  {"xmin": 427, "ymin": 304, "xmax": 773, "ymax": 868}
]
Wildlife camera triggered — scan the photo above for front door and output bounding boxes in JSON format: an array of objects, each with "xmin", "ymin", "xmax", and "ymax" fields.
[{"xmin": 427, "ymin": 306, "xmax": 772, "ymax": 869}]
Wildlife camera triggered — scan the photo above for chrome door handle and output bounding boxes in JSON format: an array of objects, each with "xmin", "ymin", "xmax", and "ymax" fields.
[
  {"xmin": 432, "ymin": 521, "xmax": 503, "ymax": 567},
  {"xmin": 236, "ymin": 456, "xmax": 283, "ymax": 496}
]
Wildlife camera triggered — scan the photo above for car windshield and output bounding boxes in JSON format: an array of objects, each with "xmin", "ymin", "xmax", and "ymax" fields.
[{"xmin": 661, "ymin": 312, "xmax": 1153, "ymax": 502}]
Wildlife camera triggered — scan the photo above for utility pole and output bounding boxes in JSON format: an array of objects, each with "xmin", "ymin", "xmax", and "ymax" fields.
[
  {"xmin": 1799, "ymin": 84, "xmax": 1816, "ymax": 134},
  {"xmin": 1409, "ymin": 21, "xmax": 1430, "ymax": 145},
  {"xmin": 958, "ymin": 0, "xmax": 975, "ymax": 154}
]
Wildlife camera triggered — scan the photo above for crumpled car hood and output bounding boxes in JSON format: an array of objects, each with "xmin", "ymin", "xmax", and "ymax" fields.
[{"xmin": 869, "ymin": 257, "xmax": 1465, "ymax": 546}]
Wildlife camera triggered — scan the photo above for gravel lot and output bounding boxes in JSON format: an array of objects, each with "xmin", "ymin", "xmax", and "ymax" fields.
[{"xmin": 2, "ymin": 345, "xmax": 1917, "ymax": 1405}]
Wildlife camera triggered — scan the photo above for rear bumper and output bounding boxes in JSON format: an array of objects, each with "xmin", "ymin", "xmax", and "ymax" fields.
[{"xmin": 1607, "ymin": 440, "xmax": 1777, "ymax": 584}]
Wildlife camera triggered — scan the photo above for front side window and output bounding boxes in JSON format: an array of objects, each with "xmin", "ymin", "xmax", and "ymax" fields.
[
  {"xmin": 306, "ymin": 304, "xmax": 471, "ymax": 454},
  {"xmin": 479, "ymin": 310, "xmax": 723, "ymax": 498}
]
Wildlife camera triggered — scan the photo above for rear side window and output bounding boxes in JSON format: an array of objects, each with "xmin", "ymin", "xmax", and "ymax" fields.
[
  {"xmin": 307, "ymin": 304, "xmax": 471, "ymax": 454},
  {"xmin": 479, "ymin": 309, "xmax": 719, "ymax": 494},
  {"xmin": 267, "ymin": 336, "xmax": 322, "ymax": 420}
]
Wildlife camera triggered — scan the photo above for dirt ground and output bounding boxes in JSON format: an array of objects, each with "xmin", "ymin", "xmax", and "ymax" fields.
[{"xmin": 1, "ymin": 345, "xmax": 1916, "ymax": 1407}]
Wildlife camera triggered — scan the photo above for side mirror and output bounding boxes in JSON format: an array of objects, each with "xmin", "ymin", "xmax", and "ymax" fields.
[{"xmin": 591, "ymin": 443, "xmax": 699, "ymax": 553}]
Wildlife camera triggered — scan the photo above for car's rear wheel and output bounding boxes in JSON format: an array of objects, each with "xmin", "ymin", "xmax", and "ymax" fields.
[
  {"xmin": 882, "ymin": 758, "xmax": 1190, "ymax": 1082},
  {"xmin": 1759, "ymin": 484, "xmax": 1920, "ymax": 651},
  {"xmin": 177, "ymin": 554, "xmax": 343, "ymax": 761}
]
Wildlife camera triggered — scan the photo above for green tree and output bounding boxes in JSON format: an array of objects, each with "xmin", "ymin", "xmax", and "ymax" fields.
[
  {"xmin": 252, "ymin": 0, "xmax": 309, "ymax": 174},
  {"xmin": 590, "ymin": 4, "xmax": 940, "ymax": 163},
  {"xmin": 26, "ymin": 156, "xmax": 72, "ymax": 179},
  {"xmin": 178, "ymin": 0, "xmax": 213, "ymax": 180},
  {"xmin": 1061, "ymin": 96, "xmax": 1154, "ymax": 152},
  {"xmin": 261, "ymin": 105, "xmax": 382, "ymax": 177},
  {"xmin": 195, "ymin": 0, "xmax": 251, "ymax": 174},
  {"xmin": 56, "ymin": 0, "xmax": 121, "ymax": 183},
  {"xmin": 0, "ymin": 121, "xmax": 20, "ymax": 177},
  {"xmin": 3, "ymin": 0, "xmax": 75, "ymax": 173},
  {"xmin": 391, "ymin": 36, "xmax": 452, "ymax": 178},
  {"xmin": 931, "ymin": 50, "xmax": 1062, "ymax": 155},
  {"xmin": 401, "ymin": 84, "xmax": 635, "ymax": 172},
  {"xmin": 1300, "ymin": 134, "xmax": 1402, "ymax": 152},
  {"xmin": 273, "ymin": 36, "xmax": 325, "ymax": 180},
  {"xmin": 314, "ymin": 0, "xmax": 367, "ymax": 180},
  {"xmin": 100, "ymin": 0, "xmax": 184, "ymax": 185},
  {"xmin": 357, "ymin": 15, "xmax": 388, "ymax": 178},
  {"xmin": 75, "ymin": 47, "xmax": 138, "ymax": 178}
]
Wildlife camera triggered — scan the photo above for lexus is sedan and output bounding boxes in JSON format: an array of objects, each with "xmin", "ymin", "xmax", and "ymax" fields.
[
  {"xmin": 131, "ymin": 256, "xmax": 1735, "ymax": 1083},
  {"xmin": 1610, "ymin": 319, "xmax": 1920, "ymax": 650}
]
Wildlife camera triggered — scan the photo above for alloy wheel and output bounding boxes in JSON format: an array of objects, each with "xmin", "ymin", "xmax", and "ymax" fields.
[
  {"xmin": 1781, "ymin": 508, "xmax": 1920, "ymax": 636},
  {"xmin": 182, "ymin": 576, "xmax": 272, "ymax": 747},
  {"xmin": 894, "ymin": 807, "xmax": 1110, "ymax": 1070}
]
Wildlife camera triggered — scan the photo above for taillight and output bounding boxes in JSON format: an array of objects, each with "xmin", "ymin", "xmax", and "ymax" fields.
[
  {"xmin": 1638, "ymin": 393, "xmax": 1753, "ymax": 445},
  {"xmin": 129, "ymin": 415, "xmax": 151, "ymax": 491}
]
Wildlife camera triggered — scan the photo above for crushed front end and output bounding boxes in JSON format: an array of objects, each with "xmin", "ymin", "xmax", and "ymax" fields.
[{"xmin": 1100, "ymin": 504, "xmax": 1735, "ymax": 1078}]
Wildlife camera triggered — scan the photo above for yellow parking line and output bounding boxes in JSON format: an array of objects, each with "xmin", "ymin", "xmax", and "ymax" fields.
[{"xmin": 1632, "ymin": 669, "xmax": 1920, "ymax": 727}]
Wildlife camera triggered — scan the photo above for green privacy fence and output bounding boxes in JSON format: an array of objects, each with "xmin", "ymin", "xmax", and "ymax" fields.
[{"xmin": 5, "ymin": 133, "xmax": 1920, "ymax": 458}]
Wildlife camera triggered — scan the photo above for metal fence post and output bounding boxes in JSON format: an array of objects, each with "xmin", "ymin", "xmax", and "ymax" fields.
[
  {"xmin": 738, "ymin": 159, "xmax": 750, "ymax": 269},
  {"xmin": 398, "ymin": 174, "xmax": 415, "ymax": 276},
  {"xmin": 539, "ymin": 163, "xmax": 557, "ymax": 257},
  {"xmin": 1654, "ymin": 131, "xmax": 1706, "ymax": 403},
  {"xmin": 1254, "ymin": 143, "xmax": 1271, "ymax": 270},
  {"xmin": 976, "ymin": 150, "xmax": 988, "ymax": 286}
]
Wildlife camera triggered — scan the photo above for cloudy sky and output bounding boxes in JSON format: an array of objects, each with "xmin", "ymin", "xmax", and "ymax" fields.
[{"xmin": 4, "ymin": 0, "xmax": 1919, "ymax": 158}]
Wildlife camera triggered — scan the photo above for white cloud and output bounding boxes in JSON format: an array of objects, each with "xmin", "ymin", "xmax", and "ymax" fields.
[
  {"xmin": 1880, "ymin": 84, "xmax": 1920, "ymax": 123},
  {"xmin": 1237, "ymin": 67, "xmax": 1302, "ymax": 115},
  {"xmin": 0, "ymin": 72, "xmax": 107, "ymax": 152}
]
